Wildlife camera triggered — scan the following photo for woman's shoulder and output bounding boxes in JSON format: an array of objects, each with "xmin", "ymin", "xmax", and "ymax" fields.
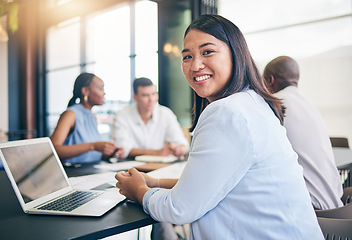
[
  {"xmin": 199, "ymin": 90, "xmax": 267, "ymax": 129},
  {"xmin": 206, "ymin": 90, "xmax": 257, "ymax": 113},
  {"xmin": 65, "ymin": 105, "xmax": 95, "ymax": 125},
  {"xmin": 199, "ymin": 92, "xmax": 249, "ymax": 122},
  {"xmin": 67, "ymin": 104, "xmax": 91, "ymax": 115},
  {"xmin": 67, "ymin": 104, "xmax": 82, "ymax": 113}
]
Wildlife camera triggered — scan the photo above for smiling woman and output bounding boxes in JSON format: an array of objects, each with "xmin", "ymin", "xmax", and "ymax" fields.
[
  {"xmin": 115, "ymin": 14, "xmax": 324, "ymax": 239},
  {"xmin": 183, "ymin": 14, "xmax": 284, "ymax": 132}
]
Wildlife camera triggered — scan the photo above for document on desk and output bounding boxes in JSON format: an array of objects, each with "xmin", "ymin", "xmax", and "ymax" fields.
[
  {"xmin": 135, "ymin": 155, "xmax": 179, "ymax": 163},
  {"xmin": 93, "ymin": 161, "xmax": 145, "ymax": 171},
  {"xmin": 147, "ymin": 161, "xmax": 187, "ymax": 179},
  {"xmin": 70, "ymin": 161, "xmax": 146, "ymax": 190},
  {"xmin": 69, "ymin": 172, "xmax": 118, "ymax": 190},
  {"xmin": 70, "ymin": 161, "xmax": 186, "ymax": 189}
]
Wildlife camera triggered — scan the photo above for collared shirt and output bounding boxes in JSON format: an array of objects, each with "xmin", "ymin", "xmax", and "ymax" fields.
[
  {"xmin": 275, "ymin": 86, "xmax": 343, "ymax": 210},
  {"xmin": 63, "ymin": 104, "xmax": 102, "ymax": 164},
  {"xmin": 143, "ymin": 90, "xmax": 324, "ymax": 240},
  {"xmin": 111, "ymin": 103, "xmax": 189, "ymax": 158}
]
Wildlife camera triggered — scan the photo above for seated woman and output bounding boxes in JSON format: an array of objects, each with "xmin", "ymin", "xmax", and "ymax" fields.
[
  {"xmin": 115, "ymin": 15, "xmax": 323, "ymax": 239},
  {"xmin": 50, "ymin": 72, "xmax": 123, "ymax": 165}
]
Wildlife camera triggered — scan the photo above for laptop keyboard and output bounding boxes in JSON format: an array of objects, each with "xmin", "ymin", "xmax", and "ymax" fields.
[{"xmin": 38, "ymin": 191, "xmax": 102, "ymax": 212}]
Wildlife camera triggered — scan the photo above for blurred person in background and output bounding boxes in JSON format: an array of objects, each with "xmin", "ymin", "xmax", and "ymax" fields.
[
  {"xmin": 263, "ymin": 55, "xmax": 343, "ymax": 210},
  {"xmin": 111, "ymin": 77, "xmax": 189, "ymax": 159},
  {"xmin": 51, "ymin": 72, "xmax": 124, "ymax": 165}
]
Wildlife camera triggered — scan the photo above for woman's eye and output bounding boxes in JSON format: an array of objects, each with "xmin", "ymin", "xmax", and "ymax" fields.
[
  {"xmin": 203, "ymin": 50, "xmax": 214, "ymax": 55},
  {"xmin": 182, "ymin": 55, "xmax": 192, "ymax": 60}
]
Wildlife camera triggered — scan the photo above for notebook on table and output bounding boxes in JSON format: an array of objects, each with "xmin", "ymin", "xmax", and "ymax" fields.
[
  {"xmin": 0, "ymin": 137, "xmax": 125, "ymax": 217},
  {"xmin": 135, "ymin": 155, "xmax": 179, "ymax": 163}
]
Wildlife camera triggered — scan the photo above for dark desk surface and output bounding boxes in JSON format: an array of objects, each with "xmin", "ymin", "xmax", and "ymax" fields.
[{"xmin": 0, "ymin": 161, "xmax": 156, "ymax": 240}]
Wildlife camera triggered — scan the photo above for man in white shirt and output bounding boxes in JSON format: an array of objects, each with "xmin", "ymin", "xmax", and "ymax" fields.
[
  {"xmin": 112, "ymin": 77, "xmax": 189, "ymax": 239},
  {"xmin": 111, "ymin": 77, "xmax": 189, "ymax": 159},
  {"xmin": 263, "ymin": 56, "xmax": 343, "ymax": 210}
]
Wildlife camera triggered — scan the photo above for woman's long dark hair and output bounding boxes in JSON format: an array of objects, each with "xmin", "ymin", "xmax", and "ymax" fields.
[
  {"xmin": 186, "ymin": 14, "xmax": 285, "ymax": 131},
  {"xmin": 67, "ymin": 73, "xmax": 95, "ymax": 108}
]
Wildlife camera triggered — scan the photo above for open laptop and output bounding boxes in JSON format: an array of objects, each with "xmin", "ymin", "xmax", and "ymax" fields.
[{"xmin": 0, "ymin": 137, "xmax": 125, "ymax": 217}]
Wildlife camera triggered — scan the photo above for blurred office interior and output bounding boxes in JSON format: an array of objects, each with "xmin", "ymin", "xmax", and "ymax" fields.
[{"xmin": 0, "ymin": 0, "xmax": 351, "ymax": 143}]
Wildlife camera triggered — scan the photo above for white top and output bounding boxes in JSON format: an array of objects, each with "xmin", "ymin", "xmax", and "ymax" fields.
[
  {"xmin": 143, "ymin": 90, "xmax": 323, "ymax": 240},
  {"xmin": 275, "ymin": 86, "xmax": 343, "ymax": 210},
  {"xmin": 111, "ymin": 103, "xmax": 189, "ymax": 158}
]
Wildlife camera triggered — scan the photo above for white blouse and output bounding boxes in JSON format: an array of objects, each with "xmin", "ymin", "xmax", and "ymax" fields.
[{"xmin": 143, "ymin": 90, "xmax": 323, "ymax": 239}]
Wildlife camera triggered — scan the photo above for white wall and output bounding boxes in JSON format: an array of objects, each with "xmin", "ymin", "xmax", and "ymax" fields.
[
  {"xmin": 0, "ymin": 41, "xmax": 8, "ymax": 142},
  {"xmin": 219, "ymin": 0, "xmax": 352, "ymax": 144}
]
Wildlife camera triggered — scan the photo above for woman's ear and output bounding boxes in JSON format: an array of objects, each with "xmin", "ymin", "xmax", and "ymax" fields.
[{"xmin": 81, "ymin": 86, "xmax": 89, "ymax": 97}]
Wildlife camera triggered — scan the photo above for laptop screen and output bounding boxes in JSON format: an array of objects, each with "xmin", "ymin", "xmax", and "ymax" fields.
[{"xmin": 1, "ymin": 142, "xmax": 69, "ymax": 203}]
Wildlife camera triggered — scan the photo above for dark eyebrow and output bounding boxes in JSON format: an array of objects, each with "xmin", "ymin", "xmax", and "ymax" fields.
[
  {"xmin": 199, "ymin": 42, "xmax": 216, "ymax": 48},
  {"xmin": 182, "ymin": 42, "xmax": 216, "ymax": 54}
]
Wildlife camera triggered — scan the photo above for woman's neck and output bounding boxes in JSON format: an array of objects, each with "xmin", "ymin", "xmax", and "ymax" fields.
[{"xmin": 81, "ymin": 102, "xmax": 92, "ymax": 110}]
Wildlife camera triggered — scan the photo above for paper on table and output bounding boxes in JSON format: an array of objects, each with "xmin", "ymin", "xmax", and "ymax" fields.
[
  {"xmin": 147, "ymin": 161, "xmax": 187, "ymax": 179},
  {"xmin": 69, "ymin": 172, "xmax": 118, "ymax": 190},
  {"xmin": 93, "ymin": 161, "xmax": 145, "ymax": 171},
  {"xmin": 70, "ymin": 161, "xmax": 186, "ymax": 190},
  {"xmin": 135, "ymin": 155, "xmax": 179, "ymax": 163}
]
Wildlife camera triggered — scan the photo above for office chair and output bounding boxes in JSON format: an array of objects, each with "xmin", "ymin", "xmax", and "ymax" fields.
[
  {"xmin": 340, "ymin": 169, "xmax": 351, "ymax": 188},
  {"xmin": 330, "ymin": 137, "xmax": 352, "ymax": 188},
  {"xmin": 342, "ymin": 187, "xmax": 352, "ymax": 205},
  {"xmin": 316, "ymin": 202, "xmax": 352, "ymax": 219},
  {"xmin": 317, "ymin": 217, "xmax": 352, "ymax": 240}
]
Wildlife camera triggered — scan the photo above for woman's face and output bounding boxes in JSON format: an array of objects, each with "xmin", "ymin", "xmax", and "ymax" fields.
[
  {"xmin": 87, "ymin": 76, "xmax": 105, "ymax": 106},
  {"xmin": 182, "ymin": 29, "xmax": 233, "ymax": 102}
]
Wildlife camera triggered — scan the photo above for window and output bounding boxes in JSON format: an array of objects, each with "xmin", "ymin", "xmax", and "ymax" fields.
[
  {"xmin": 135, "ymin": 0, "xmax": 158, "ymax": 83},
  {"xmin": 219, "ymin": 0, "xmax": 352, "ymax": 142},
  {"xmin": 46, "ymin": 0, "xmax": 158, "ymax": 139},
  {"xmin": 46, "ymin": 18, "xmax": 81, "ymax": 134}
]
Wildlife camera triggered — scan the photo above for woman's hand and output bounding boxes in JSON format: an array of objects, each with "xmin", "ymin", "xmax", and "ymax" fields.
[
  {"xmin": 141, "ymin": 173, "xmax": 178, "ymax": 189},
  {"xmin": 141, "ymin": 173, "xmax": 159, "ymax": 188},
  {"xmin": 115, "ymin": 168, "xmax": 150, "ymax": 203},
  {"xmin": 94, "ymin": 141, "xmax": 117, "ymax": 156}
]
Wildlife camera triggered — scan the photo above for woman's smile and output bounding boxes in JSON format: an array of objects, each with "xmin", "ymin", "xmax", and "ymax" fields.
[{"xmin": 194, "ymin": 74, "xmax": 212, "ymax": 84}]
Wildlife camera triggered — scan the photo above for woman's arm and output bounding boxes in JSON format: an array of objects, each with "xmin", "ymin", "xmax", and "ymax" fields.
[
  {"xmin": 115, "ymin": 169, "xmax": 178, "ymax": 204},
  {"xmin": 50, "ymin": 110, "xmax": 117, "ymax": 159},
  {"xmin": 142, "ymin": 172, "xmax": 178, "ymax": 189},
  {"xmin": 140, "ymin": 104, "xmax": 254, "ymax": 225}
]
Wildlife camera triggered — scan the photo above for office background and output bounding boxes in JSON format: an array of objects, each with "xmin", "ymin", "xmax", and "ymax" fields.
[{"xmin": 0, "ymin": 0, "xmax": 351, "ymax": 143}]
